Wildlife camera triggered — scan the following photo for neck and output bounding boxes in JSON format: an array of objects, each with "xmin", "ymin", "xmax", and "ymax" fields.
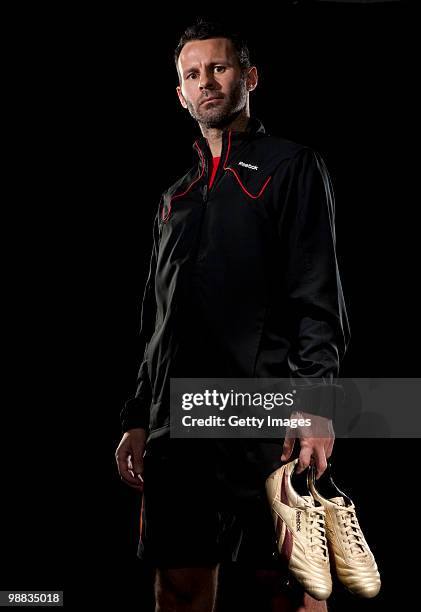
[{"xmin": 200, "ymin": 109, "xmax": 250, "ymax": 157}]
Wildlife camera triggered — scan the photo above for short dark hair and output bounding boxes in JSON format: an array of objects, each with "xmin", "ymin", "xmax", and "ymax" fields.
[{"xmin": 174, "ymin": 18, "xmax": 252, "ymax": 79}]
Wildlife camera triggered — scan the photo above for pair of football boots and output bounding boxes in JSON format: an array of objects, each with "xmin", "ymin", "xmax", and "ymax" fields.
[{"xmin": 265, "ymin": 459, "xmax": 381, "ymax": 601}]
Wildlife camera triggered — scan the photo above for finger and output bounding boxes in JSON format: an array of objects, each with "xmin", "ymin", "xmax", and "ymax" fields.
[
  {"xmin": 132, "ymin": 452, "xmax": 144, "ymax": 480},
  {"xmin": 326, "ymin": 435, "xmax": 335, "ymax": 460},
  {"xmin": 281, "ymin": 433, "xmax": 295, "ymax": 461},
  {"xmin": 312, "ymin": 445, "xmax": 328, "ymax": 479},
  {"xmin": 119, "ymin": 463, "xmax": 144, "ymax": 489},
  {"xmin": 116, "ymin": 453, "xmax": 144, "ymax": 489},
  {"xmin": 296, "ymin": 444, "xmax": 312, "ymax": 474}
]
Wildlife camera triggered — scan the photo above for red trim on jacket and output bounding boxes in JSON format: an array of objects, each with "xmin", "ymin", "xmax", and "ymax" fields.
[
  {"xmin": 162, "ymin": 130, "xmax": 272, "ymax": 222},
  {"xmin": 223, "ymin": 129, "xmax": 272, "ymax": 199},
  {"xmin": 161, "ymin": 141, "xmax": 205, "ymax": 223}
]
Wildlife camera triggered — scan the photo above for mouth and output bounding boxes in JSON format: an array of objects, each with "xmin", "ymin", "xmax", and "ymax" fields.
[{"xmin": 201, "ymin": 97, "xmax": 223, "ymax": 105}]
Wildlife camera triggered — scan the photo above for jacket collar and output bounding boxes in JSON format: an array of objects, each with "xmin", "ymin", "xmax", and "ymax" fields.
[{"xmin": 193, "ymin": 117, "xmax": 266, "ymax": 162}]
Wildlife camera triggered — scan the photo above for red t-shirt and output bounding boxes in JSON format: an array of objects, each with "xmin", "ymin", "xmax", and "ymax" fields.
[{"xmin": 209, "ymin": 156, "xmax": 221, "ymax": 189}]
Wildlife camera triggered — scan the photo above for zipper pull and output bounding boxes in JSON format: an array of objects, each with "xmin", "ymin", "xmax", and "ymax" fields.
[{"xmin": 202, "ymin": 184, "xmax": 208, "ymax": 203}]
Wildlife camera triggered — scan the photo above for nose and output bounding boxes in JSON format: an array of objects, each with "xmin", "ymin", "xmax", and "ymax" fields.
[{"xmin": 198, "ymin": 69, "xmax": 215, "ymax": 90}]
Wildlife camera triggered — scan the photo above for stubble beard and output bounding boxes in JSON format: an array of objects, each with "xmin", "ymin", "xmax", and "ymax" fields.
[{"xmin": 186, "ymin": 75, "xmax": 248, "ymax": 129}]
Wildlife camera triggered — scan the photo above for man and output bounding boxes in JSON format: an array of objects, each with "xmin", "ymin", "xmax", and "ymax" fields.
[{"xmin": 115, "ymin": 19, "xmax": 350, "ymax": 612}]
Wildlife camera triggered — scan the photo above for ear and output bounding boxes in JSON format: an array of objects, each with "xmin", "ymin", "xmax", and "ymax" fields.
[
  {"xmin": 176, "ymin": 85, "xmax": 188, "ymax": 109},
  {"xmin": 245, "ymin": 66, "xmax": 258, "ymax": 92}
]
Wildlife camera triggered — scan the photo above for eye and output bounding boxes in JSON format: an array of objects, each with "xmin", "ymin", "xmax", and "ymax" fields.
[
  {"xmin": 214, "ymin": 66, "xmax": 226, "ymax": 73},
  {"xmin": 186, "ymin": 73, "xmax": 198, "ymax": 80}
]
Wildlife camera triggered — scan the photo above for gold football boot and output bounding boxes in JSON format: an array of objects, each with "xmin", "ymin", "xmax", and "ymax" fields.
[
  {"xmin": 265, "ymin": 459, "xmax": 332, "ymax": 600},
  {"xmin": 308, "ymin": 464, "xmax": 381, "ymax": 598}
]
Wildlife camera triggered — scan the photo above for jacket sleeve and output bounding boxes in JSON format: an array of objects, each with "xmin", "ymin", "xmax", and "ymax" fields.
[
  {"xmin": 120, "ymin": 203, "xmax": 161, "ymax": 433},
  {"xmin": 277, "ymin": 148, "xmax": 351, "ymax": 418}
]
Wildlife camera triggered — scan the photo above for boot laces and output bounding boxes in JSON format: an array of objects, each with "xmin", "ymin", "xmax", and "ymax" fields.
[
  {"xmin": 337, "ymin": 506, "xmax": 367, "ymax": 558},
  {"xmin": 305, "ymin": 504, "xmax": 328, "ymax": 559}
]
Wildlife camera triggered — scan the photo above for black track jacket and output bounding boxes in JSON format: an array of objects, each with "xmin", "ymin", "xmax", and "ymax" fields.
[{"xmin": 121, "ymin": 117, "xmax": 351, "ymax": 440}]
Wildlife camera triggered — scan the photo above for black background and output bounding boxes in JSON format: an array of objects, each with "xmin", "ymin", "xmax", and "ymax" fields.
[{"xmin": 1, "ymin": 2, "xmax": 418, "ymax": 611}]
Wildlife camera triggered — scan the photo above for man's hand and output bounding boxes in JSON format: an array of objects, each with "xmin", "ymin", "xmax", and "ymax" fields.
[
  {"xmin": 281, "ymin": 412, "xmax": 335, "ymax": 479},
  {"xmin": 115, "ymin": 428, "xmax": 147, "ymax": 491}
]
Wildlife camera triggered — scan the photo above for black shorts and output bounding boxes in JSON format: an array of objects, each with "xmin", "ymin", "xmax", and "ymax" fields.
[{"xmin": 138, "ymin": 436, "xmax": 286, "ymax": 568}]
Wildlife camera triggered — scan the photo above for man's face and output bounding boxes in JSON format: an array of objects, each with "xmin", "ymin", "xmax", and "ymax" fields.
[{"xmin": 176, "ymin": 38, "xmax": 256, "ymax": 129}]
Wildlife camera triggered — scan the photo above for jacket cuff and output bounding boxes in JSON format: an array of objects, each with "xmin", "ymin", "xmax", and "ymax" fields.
[
  {"xmin": 292, "ymin": 383, "xmax": 345, "ymax": 420},
  {"xmin": 120, "ymin": 397, "xmax": 150, "ymax": 434}
]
